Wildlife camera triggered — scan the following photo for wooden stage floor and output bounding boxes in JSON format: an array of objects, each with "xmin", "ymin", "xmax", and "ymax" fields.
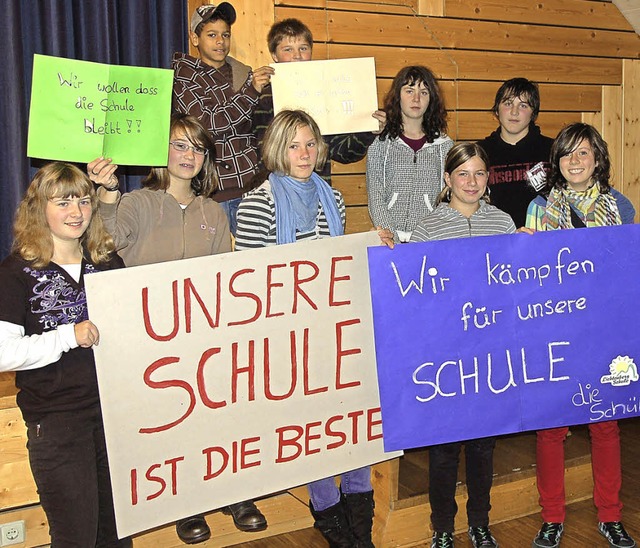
[{"xmin": 236, "ymin": 417, "xmax": 640, "ymax": 547}]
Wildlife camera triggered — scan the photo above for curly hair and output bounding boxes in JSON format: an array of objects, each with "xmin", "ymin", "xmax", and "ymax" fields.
[
  {"xmin": 547, "ymin": 123, "xmax": 610, "ymax": 193},
  {"xmin": 380, "ymin": 65, "xmax": 448, "ymax": 142},
  {"xmin": 13, "ymin": 162, "xmax": 115, "ymax": 267},
  {"xmin": 261, "ymin": 110, "xmax": 328, "ymax": 175},
  {"xmin": 142, "ymin": 113, "xmax": 218, "ymax": 198}
]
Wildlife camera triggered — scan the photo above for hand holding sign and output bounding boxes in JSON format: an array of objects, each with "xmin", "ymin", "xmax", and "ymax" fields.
[
  {"xmin": 251, "ymin": 65, "xmax": 275, "ymax": 93},
  {"xmin": 87, "ymin": 157, "xmax": 120, "ymax": 197}
]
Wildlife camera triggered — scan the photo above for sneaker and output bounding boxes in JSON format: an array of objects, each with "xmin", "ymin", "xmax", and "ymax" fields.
[
  {"xmin": 469, "ymin": 525, "xmax": 498, "ymax": 547},
  {"xmin": 532, "ymin": 522, "xmax": 563, "ymax": 548},
  {"xmin": 431, "ymin": 531, "xmax": 454, "ymax": 548},
  {"xmin": 598, "ymin": 522, "xmax": 637, "ymax": 548}
]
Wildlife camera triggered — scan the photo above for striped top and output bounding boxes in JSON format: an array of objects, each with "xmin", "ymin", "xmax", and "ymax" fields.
[
  {"xmin": 410, "ymin": 201, "xmax": 516, "ymax": 242},
  {"xmin": 235, "ymin": 180, "xmax": 346, "ymax": 250}
]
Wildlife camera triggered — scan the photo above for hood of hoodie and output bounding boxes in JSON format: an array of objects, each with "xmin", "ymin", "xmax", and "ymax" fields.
[{"xmin": 172, "ymin": 52, "xmax": 250, "ymax": 92}]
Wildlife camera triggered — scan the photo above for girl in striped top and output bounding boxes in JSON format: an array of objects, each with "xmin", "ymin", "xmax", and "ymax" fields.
[
  {"xmin": 235, "ymin": 110, "xmax": 345, "ymax": 249},
  {"xmin": 411, "ymin": 143, "xmax": 515, "ymax": 243},
  {"xmin": 411, "ymin": 142, "xmax": 514, "ymax": 548}
]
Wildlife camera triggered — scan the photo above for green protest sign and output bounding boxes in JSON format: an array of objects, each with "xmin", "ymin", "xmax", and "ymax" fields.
[{"xmin": 28, "ymin": 54, "xmax": 173, "ymax": 166}]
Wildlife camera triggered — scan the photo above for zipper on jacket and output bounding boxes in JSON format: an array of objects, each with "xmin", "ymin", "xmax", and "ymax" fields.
[{"xmin": 182, "ymin": 207, "xmax": 187, "ymax": 259}]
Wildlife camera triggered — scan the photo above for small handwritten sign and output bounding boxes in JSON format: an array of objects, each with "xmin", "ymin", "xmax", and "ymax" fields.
[
  {"xmin": 27, "ymin": 54, "xmax": 173, "ymax": 165},
  {"xmin": 270, "ymin": 57, "xmax": 379, "ymax": 135},
  {"xmin": 85, "ymin": 232, "xmax": 401, "ymax": 538},
  {"xmin": 368, "ymin": 225, "xmax": 640, "ymax": 451}
]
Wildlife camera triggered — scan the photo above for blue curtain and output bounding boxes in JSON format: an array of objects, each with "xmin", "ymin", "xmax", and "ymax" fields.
[{"xmin": 0, "ymin": 0, "xmax": 189, "ymax": 256}]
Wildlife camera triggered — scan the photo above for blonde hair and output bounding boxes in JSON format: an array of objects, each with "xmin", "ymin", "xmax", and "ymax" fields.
[
  {"xmin": 13, "ymin": 162, "xmax": 115, "ymax": 267},
  {"xmin": 261, "ymin": 110, "xmax": 328, "ymax": 175}
]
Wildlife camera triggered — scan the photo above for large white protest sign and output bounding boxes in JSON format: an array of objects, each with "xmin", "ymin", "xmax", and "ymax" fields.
[
  {"xmin": 270, "ymin": 57, "xmax": 379, "ymax": 135},
  {"xmin": 85, "ymin": 232, "xmax": 400, "ymax": 537}
]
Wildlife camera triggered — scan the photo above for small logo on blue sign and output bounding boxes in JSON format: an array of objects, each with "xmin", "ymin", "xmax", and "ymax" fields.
[{"xmin": 600, "ymin": 356, "xmax": 639, "ymax": 387}]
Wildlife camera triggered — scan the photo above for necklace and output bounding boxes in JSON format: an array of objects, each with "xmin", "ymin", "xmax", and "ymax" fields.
[{"xmin": 172, "ymin": 192, "xmax": 195, "ymax": 206}]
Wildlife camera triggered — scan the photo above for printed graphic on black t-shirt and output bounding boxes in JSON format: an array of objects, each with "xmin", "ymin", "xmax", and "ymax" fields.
[
  {"xmin": 24, "ymin": 263, "xmax": 98, "ymax": 329},
  {"xmin": 487, "ymin": 161, "xmax": 549, "ymax": 187}
]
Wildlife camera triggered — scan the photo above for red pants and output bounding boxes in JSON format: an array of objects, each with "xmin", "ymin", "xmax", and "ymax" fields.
[{"xmin": 536, "ymin": 421, "xmax": 623, "ymax": 523}]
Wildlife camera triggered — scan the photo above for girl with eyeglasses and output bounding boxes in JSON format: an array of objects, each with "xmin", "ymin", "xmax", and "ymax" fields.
[
  {"xmin": 88, "ymin": 113, "xmax": 231, "ymax": 267},
  {"xmin": 88, "ymin": 114, "xmax": 253, "ymax": 541}
]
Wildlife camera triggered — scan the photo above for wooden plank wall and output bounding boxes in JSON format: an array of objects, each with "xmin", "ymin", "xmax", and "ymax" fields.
[
  {"xmin": 179, "ymin": 0, "xmax": 640, "ymax": 230},
  {"xmin": 269, "ymin": 0, "xmax": 640, "ymax": 232}
]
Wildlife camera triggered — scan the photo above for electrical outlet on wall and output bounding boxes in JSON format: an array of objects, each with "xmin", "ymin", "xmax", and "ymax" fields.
[{"xmin": 0, "ymin": 521, "xmax": 25, "ymax": 546}]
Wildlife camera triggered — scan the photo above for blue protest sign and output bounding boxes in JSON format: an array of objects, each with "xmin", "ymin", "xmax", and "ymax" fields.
[{"xmin": 368, "ymin": 224, "xmax": 640, "ymax": 452}]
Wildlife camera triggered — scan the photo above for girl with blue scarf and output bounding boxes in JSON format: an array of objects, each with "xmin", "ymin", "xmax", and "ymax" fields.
[
  {"xmin": 236, "ymin": 111, "xmax": 374, "ymax": 547},
  {"xmin": 236, "ymin": 110, "xmax": 344, "ymax": 249}
]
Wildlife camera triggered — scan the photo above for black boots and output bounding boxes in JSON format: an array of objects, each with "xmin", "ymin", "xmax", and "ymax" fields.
[
  {"xmin": 310, "ymin": 500, "xmax": 358, "ymax": 547},
  {"xmin": 176, "ymin": 515, "xmax": 210, "ymax": 544},
  {"xmin": 310, "ymin": 490, "xmax": 375, "ymax": 547},
  {"xmin": 222, "ymin": 500, "xmax": 268, "ymax": 532},
  {"xmin": 342, "ymin": 490, "xmax": 375, "ymax": 547},
  {"xmin": 176, "ymin": 500, "xmax": 267, "ymax": 544}
]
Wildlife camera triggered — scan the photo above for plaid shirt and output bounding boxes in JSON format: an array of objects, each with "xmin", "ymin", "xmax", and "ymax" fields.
[{"xmin": 172, "ymin": 53, "xmax": 260, "ymax": 201}]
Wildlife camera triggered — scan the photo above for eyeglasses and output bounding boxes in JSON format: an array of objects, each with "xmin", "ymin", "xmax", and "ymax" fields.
[{"xmin": 169, "ymin": 141, "xmax": 208, "ymax": 156}]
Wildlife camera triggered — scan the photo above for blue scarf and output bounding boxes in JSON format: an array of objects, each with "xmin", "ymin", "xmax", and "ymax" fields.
[{"xmin": 269, "ymin": 172, "xmax": 344, "ymax": 244}]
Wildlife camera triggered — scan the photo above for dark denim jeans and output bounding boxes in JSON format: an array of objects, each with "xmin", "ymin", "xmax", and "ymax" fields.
[
  {"xmin": 26, "ymin": 406, "xmax": 131, "ymax": 547},
  {"xmin": 219, "ymin": 197, "xmax": 241, "ymax": 237}
]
